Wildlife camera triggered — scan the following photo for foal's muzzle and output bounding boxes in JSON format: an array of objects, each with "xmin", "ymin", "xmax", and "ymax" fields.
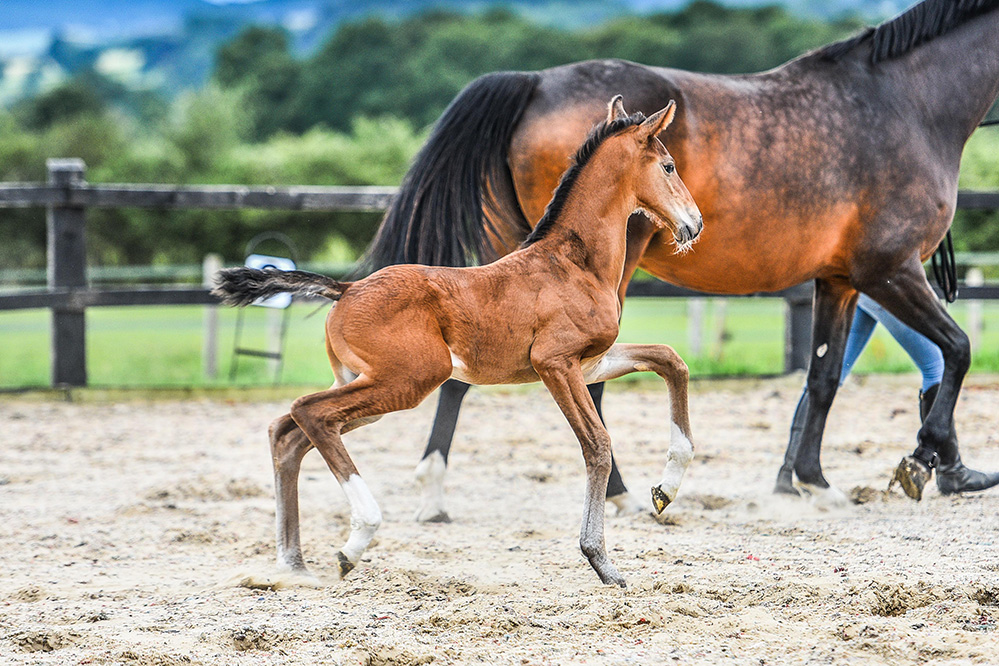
[{"xmin": 674, "ymin": 214, "xmax": 703, "ymax": 245}]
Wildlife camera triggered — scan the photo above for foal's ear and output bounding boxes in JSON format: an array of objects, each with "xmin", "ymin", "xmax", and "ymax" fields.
[
  {"xmin": 639, "ymin": 100, "xmax": 676, "ymax": 141},
  {"xmin": 606, "ymin": 95, "xmax": 628, "ymax": 123}
]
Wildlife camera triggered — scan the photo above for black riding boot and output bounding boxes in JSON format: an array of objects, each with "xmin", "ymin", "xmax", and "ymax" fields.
[{"xmin": 919, "ymin": 383, "xmax": 999, "ymax": 495}]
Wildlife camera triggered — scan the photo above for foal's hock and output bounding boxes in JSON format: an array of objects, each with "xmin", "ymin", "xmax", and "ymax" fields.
[{"xmin": 215, "ymin": 96, "xmax": 702, "ymax": 587}]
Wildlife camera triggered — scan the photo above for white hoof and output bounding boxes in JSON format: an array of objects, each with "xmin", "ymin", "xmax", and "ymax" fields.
[
  {"xmin": 228, "ymin": 569, "xmax": 322, "ymax": 590},
  {"xmin": 797, "ymin": 482, "xmax": 849, "ymax": 509},
  {"xmin": 414, "ymin": 451, "xmax": 449, "ymax": 523},
  {"xmin": 607, "ymin": 491, "xmax": 646, "ymax": 516},
  {"xmin": 414, "ymin": 506, "xmax": 451, "ymax": 523}
]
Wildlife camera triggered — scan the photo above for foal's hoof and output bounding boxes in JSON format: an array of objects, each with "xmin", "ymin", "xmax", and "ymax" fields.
[
  {"xmin": 336, "ymin": 551, "xmax": 355, "ymax": 578},
  {"xmin": 888, "ymin": 456, "xmax": 931, "ymax": 501},
  {"xmin": 651, "ymin": 486, "xmax": 671, "ymax": 514}
]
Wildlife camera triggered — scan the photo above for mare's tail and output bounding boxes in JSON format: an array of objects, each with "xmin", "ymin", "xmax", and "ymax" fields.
[
  {"xmin": 359, "ymin": 71, "xmax": 540, "ymax": 273},
  {"xmin": 213, "ymin": 267, "xmax": 349, "ymax": 306}
]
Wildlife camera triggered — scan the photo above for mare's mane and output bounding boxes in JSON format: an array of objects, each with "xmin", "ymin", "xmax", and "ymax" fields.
[
  {"xmin": 523, "ymin": 112, "xmax": 646, "ymax": 246},
  {"xmin": 818, "ymin": 0, "xmax": 999, "ymax": 64}
]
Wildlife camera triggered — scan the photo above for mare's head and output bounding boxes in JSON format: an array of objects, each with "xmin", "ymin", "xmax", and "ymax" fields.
[{"xmin": 605, "ymin": 96, "xmax": 702, "ymax": 250}]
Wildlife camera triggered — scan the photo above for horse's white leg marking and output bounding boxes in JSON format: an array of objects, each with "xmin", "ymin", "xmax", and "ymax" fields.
[
  {"xmin": 447, "ymin": 347, "xmax": 476, "ymax": 384},
  {"xmin": 607, "ymin": 492, "xmax": 646, "ymax": 516},
  {"xmin": 796, "ymin": 481, "xmax": 849, "ymax": 509},
  {"xmin": 413, "ymin": 450, "xmax": 450, "ymax": 522},
  {"xmin": 339, "ymin": 474, "xmax": 382, "ymax": 568},
  {"xmin": 653, "ymin": 422, "xmax": 694, "ymax": 506}
]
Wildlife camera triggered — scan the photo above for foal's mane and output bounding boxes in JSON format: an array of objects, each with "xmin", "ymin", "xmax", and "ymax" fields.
[
  {"xmin": 523, "ymin": 112, "xmax": 646, "ymax": 247},
  {"xmin": 818, "ymin": 0, "xmax": 999, "ymax": 64}
]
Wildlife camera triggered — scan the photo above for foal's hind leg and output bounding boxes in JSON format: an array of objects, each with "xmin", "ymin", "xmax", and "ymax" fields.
[
  {"xmin": 585, "ymin": 344, "xmax": 694, "ymax": 513},
  {"xmin": 269, "ymin": 413, "xmax": 314, "ymax": 573},
  {"xmin": 291, "ymin": 371, "xmax": 447, "ymax": 577}
]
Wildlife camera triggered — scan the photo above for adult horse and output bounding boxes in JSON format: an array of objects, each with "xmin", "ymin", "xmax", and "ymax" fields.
[{"xmin": 364, "ymin": 0, "xmax": 999, "ymax": 515}]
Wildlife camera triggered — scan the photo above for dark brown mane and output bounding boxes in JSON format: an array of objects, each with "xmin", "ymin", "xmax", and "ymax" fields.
[
  {"xmin": 817, "ymin": 0, "xmax": 999, "ymax": 64},
  {"xmin": 522, "ymin": 112, "xmax": 646, "ymax": 246}
]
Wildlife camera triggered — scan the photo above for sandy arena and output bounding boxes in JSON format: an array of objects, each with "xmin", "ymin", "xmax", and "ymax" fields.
[{"xmin": 2, "ymin": 374, "xmax": 998, "ymax": 665}]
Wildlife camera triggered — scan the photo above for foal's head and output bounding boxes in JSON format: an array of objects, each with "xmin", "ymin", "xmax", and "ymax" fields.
[{"xmin": 605, "ymin": 96, "xmax": 702, "ymax": 250}]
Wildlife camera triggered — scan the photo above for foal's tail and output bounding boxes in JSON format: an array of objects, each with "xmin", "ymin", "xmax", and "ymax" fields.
[
  {"xmin": 358, "ymin": 71, "xmax": 540, "ymax": 274},
  {"xmin": 212, "ymin": 267, "xmax": 349, "ymax": 306}
]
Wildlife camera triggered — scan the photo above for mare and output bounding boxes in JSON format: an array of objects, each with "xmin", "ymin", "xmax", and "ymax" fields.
[
  {"xmin": 363, "ymin": 0, "xmax": 999, "ymax": 514},
  {"xmin": 214, "ymin": 98, "xmax": 702, "ymax": 586}
]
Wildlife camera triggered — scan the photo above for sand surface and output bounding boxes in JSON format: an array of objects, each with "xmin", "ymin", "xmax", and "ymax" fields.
[{"xmin": 2, "ymin": 374, "xmax": 998, "ymax": 665}]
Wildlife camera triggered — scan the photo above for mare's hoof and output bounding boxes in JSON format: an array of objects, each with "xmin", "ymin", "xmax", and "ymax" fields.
[
  {"xmin": 607, "ymin": 492, "xmax": 646, "ymax": 516},
  {"xmin": 415, "ymin": 509, "xmax": 451, "ymax": 523},
  {"xmin": 336, "ymin": 551, "xmax": 355, "ymax": 578},
  {"xmin": 888, "ymin": 456, "xmax": 931, "ymax": 501},
  {"xmin": 651, "ymin": 486, "xmax": 670, "ymax": 514},
  {"xmin": 773, "ymin": 468, "xmax": 800, "ymax": 496},
  {"xmin": 773, "ymin": 480, "xmax": 801, "ymax": 496},
  {"xmin": 796, "ymin": 482, "xmax": 849, "ymax": 508}
]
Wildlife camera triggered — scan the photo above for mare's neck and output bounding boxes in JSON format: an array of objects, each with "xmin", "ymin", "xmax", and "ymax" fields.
[
  {"xmin": 885, "ymin": 10, "xmax": 999, "ymax": 148},
  {"xmin": 531, "ymin": 166, "xmax": 635, "ymax": 289}
]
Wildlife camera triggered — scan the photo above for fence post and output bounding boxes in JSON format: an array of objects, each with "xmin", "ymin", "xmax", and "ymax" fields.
[
  {"xmin": 202, "ymin": 253, "xmax": 222, "ymax": 380},
  {"xmin": 47, "ymin": 158, "xmax": 88, "ymax": 387},
  {"xmin": 784, "ymin": 282, "xmax": 813, "ymax": 374}
]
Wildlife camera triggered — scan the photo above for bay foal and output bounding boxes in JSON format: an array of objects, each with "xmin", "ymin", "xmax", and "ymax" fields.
[{"xmin": 215, "ymin": 97, "xmax": 701, "ymax": 586}]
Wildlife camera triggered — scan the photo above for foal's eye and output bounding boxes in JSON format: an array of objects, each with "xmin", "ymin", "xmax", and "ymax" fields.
[{"xmin": 662, "ymin": 163, "xmax": 675, "ymax": 175}]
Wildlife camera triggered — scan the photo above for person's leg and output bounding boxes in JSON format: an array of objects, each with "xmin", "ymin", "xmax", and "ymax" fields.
[{"xmin": 856, "ymin": 294, "xmax": 943, "ymax": 391}]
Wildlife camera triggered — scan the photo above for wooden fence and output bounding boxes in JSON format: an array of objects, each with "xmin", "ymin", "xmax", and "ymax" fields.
[{"xmin": 2, "ymin": 158, "xmax": 998, "ymax": 387}]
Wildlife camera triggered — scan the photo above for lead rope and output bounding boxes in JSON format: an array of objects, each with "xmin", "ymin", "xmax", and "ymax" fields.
[{"xmin": 931, "ymin": 230, "xmax": 958, "ymax": 303}]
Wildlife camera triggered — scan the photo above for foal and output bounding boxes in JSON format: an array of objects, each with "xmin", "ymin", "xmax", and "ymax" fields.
[{"xmin": 215, "ymin": 97, "xmax": 702, "ymax": 587}]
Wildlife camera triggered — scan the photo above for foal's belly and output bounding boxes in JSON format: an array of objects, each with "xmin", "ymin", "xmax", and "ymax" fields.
[
  {"xmin": 446, "ymin": 345, "xmax": 541, "ymax": 386},
  {"xmin": 447, "ymin": 346, "xmax": 611, "ymax": 387}
]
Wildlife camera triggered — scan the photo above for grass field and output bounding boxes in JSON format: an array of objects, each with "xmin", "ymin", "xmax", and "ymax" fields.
[{"xmin": 2, "ymin": 298, "xmax": 999, "ymax": 389}]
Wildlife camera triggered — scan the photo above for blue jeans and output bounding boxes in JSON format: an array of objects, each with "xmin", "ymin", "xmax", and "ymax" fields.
[{"xmin": 839, "ymin": 293, "xmax": 944, "ymax": 390}]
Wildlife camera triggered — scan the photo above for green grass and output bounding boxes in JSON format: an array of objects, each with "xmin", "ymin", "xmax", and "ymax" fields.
[{"xmin": 2, "ymin": 298, "xmax": 999, "ymax": 389}]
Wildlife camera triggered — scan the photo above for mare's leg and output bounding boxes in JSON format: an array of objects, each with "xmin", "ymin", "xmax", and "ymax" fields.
[
  {"xmin": 414, "ymin": 379, "xmax": 470, "ymax": 523},
  {"xmin": 269, "ymin": 413, "xmax": 314, "ymax": 573},
  {"xmin": 775, "ymin": 304, "xmax": 876, "ymax": 495},
  {"xmin": 585, "ymin": 344, "xmax": 694, "ymax": 513},
  {"xmin": 291, "ymin": 370, "xmax": 446, "ymax": 577},
  {"xmin": 791, "ymin": 278, "xmax": 858, "ymax": 506},
  {"xmin": 533, "ymin": 352, "xmax": 624, "ymax": 587},
  {"xmin": 858, "ymin": 257, "xmax": 979, "ymax": 499}
]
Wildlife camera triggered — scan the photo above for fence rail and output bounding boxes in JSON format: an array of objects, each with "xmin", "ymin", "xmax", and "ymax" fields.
[{"xmin": 2, "ymin": 158, "xmax": 998, "ymax": 387}]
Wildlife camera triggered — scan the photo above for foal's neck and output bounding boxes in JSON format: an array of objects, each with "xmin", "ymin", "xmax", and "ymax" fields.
[{"xmin": 531, "ymin": 165, "xmax": 635, "ymax": 289}]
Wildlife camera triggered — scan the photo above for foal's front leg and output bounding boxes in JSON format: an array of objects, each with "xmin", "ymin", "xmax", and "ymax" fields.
[
  {"xmin": 533, "ymin": 353, "xmax": 625, "ymax": 587},
  {"xmin": 585, "ymin": 344, "xmax": 695, "ymax": 513}
]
